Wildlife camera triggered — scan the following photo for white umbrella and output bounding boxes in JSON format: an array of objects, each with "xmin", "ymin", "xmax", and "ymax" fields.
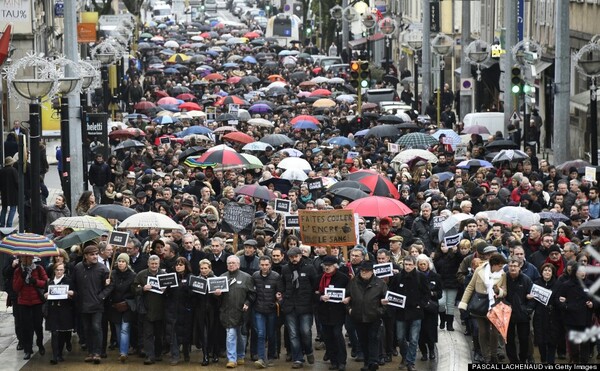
[
  {"xmin": 51, "ymin": 216, "xmax": 112, "ymax": 230},
  {"xmin": 335, "ymin": 94, "xmax": 356, "ymax": 103},
  {"xmin": 173, "ymin": 112, "xmax": 192, "ymax": 120},
  {"xmin": 432, "ymin": 129, "xmax": 462, "ymax": 148},
  {"xmin": 237, "ymin": 108, "xmax": 251, "ymax": 121},
  {"xmin": 242, "ymin": 142, "xmax": 273, "ymax": 151},
  {"xmin": 391, "ymin": 149, "xmax": 439, "ymax": 167},
  {"xmin": 311, "ymin": 76, "xmax": 329, "ymax": 84},
  {"xmin": 491, "ymin": 149, "xmax": 529, "ymax": 163},
  {"xmin": 187, "ymin": 111, "xmax": 206, "ymax": 118},
  {"xmin": 328, "ymin": 77, "xmax": 345, "ymax": 84},
  {"xmin": 281, "ymin": 168, "xmax": 309, "ymax": 182},
  {"xmin": 164, "ymin": 40, "xmax": 180, "ymax": 48},
  {"xmin": 248, "ymin": 118, "xmax": 274, "ymax": 127},
  {"xmin": 119, "ymin": 212, "xmax": 184, "ymax": 230},
  {"xmin": 267, "ymin": 81, "xmax": 287, "ymax": 89},
  {"xmin": 487, "ymin": 207, "xmax": 541, "ymax": 229},
  {"xmin": 206, "ymin": 144, "xmax": 236, "ymax": 153},
  {"xmin": 438, "ymin": 213, "xmax": 473, "ymax": 241},
  {"xmin": 395, "ymin": 112, "xmax": 413, "ymax": 122},
  {"xmin": 277, "ymin": 157, "xmax": 312, "ymax": 172}
]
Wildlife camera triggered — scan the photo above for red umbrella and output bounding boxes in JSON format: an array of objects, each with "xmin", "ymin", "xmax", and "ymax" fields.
[
  {"xmin": 227, "ymin": 76, "xmax": 242, "ymax": 84},
  {"xmin": 155, "ymin": 90, "xmax": 169, "ymax": 98},
  {"xmin": 215, "ymin": 95, "xmax": 249, "ymax": 106},
  {"xmin": 176, "ymin": 93, "xmax": 196, "ymax": 101},
  {"xmin": 205, "ymin": 72, "xmax": 225, "ymax": 81},
  {"xmin": 199, "ymin": 32, "xmax": 211, "ymax": 38},
  {"xmin": 235, "ymin": 184, "xmax": 275, "ymax": 200},
  {"xmin": 309, "ymin": 88, "xmax": 332, "ymax": 97},
  {"xmin": 346, "ymin": 196, "xmax": 411, "ymax": 218},
  {"xmin": 108, "ymin": 129, "xmax": 135, "ymax": 139},
  {"xmin": 127, "ymin": 128, "xmax": 146, "ymax": 137},
  {"xmin": 154, "ymin": 135, "xmax": 185, "ymax": 146},
  {"xmin": 179, "ymin": 102, "xmax": 202, "ymax": 111},
  {"xmin": 346, "ymin": 170, "xmax": 400, "ymax": 198},
  {"xmin": 194, "ymin": 149, "xmax": 250, "ymax": 169},
  {"xmin": 158, "ymin": 97, "xmax": 180, "ymax": 105},
  {"xmin": 223, "ymin": 131, "xmax": 254, "ymax": 144},
  {"xmin": 290, "ymin": 115, "xmax": 319, "ymax": 124},
  {"xmin": 134, "ymin": 101, "xmax": 156, "ymax": 110},
  {"xmin": 213, "ymin": 126, "xmax": 239, "ymax": 134},
  {"xmin": 244, "ymin": 31, "xmax": 261, "ymax": 39}
]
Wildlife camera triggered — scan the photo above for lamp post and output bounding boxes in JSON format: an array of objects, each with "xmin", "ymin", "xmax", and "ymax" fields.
[
  {"xmin": 431, "ymin": 33, "xmax": 454, "ymax": 127},
  {"xmin": 5, "ymin": 54, "xmax": 58, "ymax": 233},
  {"xmin": 361, "ymin": 12, "xmax": 376, "ymax": 59},
  {"xmin": 97, "ymin": 52, "xmax": 117, "ymax": 116},
  {"xmin": 78, "ymin": 60, "xmax": 100, "ymax": 193},
  {"xmin": 463, "ymin": 39, "xmax": 490, "ymax": 114},
  {"xmin": 574, "ymin": 38, "xmax": 600, "ymax": 165},
  {"xmin": 330, "ymin": 6, "xmax": 343, "ymax": 57},
  {"xmin": 406, "ymin": 29, "xmax": 423, "ymax": 112},
  {"xmin": 379, "ymin": 17, "xmax": 397, "ymax": 73}
]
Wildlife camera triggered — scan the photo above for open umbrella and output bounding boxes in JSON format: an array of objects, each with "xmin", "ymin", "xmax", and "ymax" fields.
[
  {"xmin": 119, "ymin": 212, "xmax": 183, "ymax": 230},
  {"xmin": 329, "ymin": 187, "xmax": 369, "ymax": 201},
  {"xmin": 281, "ymin": 168, "xmax": 309, "ymax": 182},
  {"xmin": 391, "ymin": 149, "xmax": 439, "ymax": 166},
  {"xmin": 367, "ymin": 125, "xmax": 401, "ymax": 138},
  {"xmin": 242, "ymin": 142, "xmax": 272, "ymax": 151},
  {"xmin": 278, "ymin": 158, "xmax": 312, "ymax": 172},
  {"xmin": 346, "ymin": 170, "xmax": 400, "ymax": 198},
  {"xmin": 290, "ymin": 115, "xmax": 319, "ymax": 124},
  {"xmin": 259, "ymin": 178, "xmax": 293, "ymax": 195},
  {"xmin": 51, "ymin": 216, "xmax": 113, "ymax": 230},
  {"xmin": 178, "ymin": 126, "xmax": 213, "ymax": 137},
  {"xmin": 538, "ymin": 211, "xmax": 570, "ymax": 223},
  {"xmin": 327, "ymin": 136, "xmax": 356, "ymax": 147},
  {"xmin": 462, "ymin": 125, "xmax": 490, "ymax": 135},
  {"xmin": 579, "ymin": 219, "xmax": 600, "ymax": 231},
  {"xmin": 88, "ymin": 205, "xmax": 138, "ymax": 221},
  {"xmin": 328, "ymin": 180, "xmax": 371, "ymax": 193},
  {"xmin": 378, "ymin": 115, "xmax": 405, "ymax": 124},
  {"xmin": 0, "ymin": 233, "xmax": 59, "ymax": 257},
  {"xmin": 260, "ymin": 134, "xmax": 294, "ymax": 147},
  {"xmin": 235, "ymin": 184, "xmax": 275, "ymax": 201},
  {"xmin": 346, "ymin": 197, "xmax": 411, "ymax": 218},
  {"xmin": 240, "ymin": 154, "xmax": 264, "ymax": 169},
  {"xmin": 487, "ymin": 301, "xmax": 512, "ymax": 343},
  {"xmin": 557, "ymin": 159, "xmax": 592, "ymax": 174},
  {"xmin": 396, "ymin": 132, "xmax": 438, "ymax": 148},
  {"xmin": 247, "ymin": 118, "xmax": 274, "ymax": 128},
  {"xmin": 223, "ymin": 131, "xmax": 254, "ymax": 144},
  {"xmin": 484, "ymin": 139, "xmax": 519, "ymax": 151},
  {"xmin": 438, "ymin": 213, "xmax": 473, "ymax": 241},
  {"xmin": 491, "ymin": 149, "xmax": 529, "ymax": 163},
  {"xmin": 115, "ymin": 139, "xmax": 145, "ymax": 150},
  {"xmin": 193, "ymin": 149, "xmax": 250, "ymax": 169},
  {"xmin": 55, "ymin": 229, "xmax": 106, "ymax": 249},
  {"xmin": 313, "ymin": 98, "xmax": 336, "ymax": 108},
  {"xmin": 487, "ymin": 207, "xmax": 540, "ymax": 229},
  {"xmin": 457, "ymin": 159, "xmax": 494, "ymax": 169}
]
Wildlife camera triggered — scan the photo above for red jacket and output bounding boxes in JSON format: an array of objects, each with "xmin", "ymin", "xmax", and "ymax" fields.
[{"xmin": 13, "ymin": 265, "xmax": 48, "ymax": 306}]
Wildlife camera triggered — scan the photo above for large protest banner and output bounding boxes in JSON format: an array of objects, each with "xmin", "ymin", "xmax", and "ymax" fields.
[{"xmin": 298, "ymin": 209, "xmax": 357, "ymax": 247}]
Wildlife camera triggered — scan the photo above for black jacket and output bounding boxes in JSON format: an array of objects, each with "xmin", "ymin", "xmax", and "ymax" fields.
[
  {"xmin": 88, "ymin": 160, "xmax": 111, "ymax": 187},
  {"xmin": 130, "ymin": 253, "xmax": 149, "ymax": 273},
  {"xmin": 317, "ymin": 270, "xmax": 349, "ymax": 325},
  {"xmin": 532, "ymin": 277, "xmax": 559, "ymax": 345},
  {"xmin": 556, "ymin": 277, "xmax": 595, "ymax": 328},
  {"xmin": 107, "ymin": 268, "xmax": 136, "ymax": 323},
  {"xmin": 180, "ymin": 249, "xmax": 206, "ymax": 276},
  {"xmin": 281, "ymin": 257, "xmax": 318, "ymax": 315},
  {"xmin": 505, "ymin": 272, "xmax": 534, "ymax": 323},
  {"xmin": 433, "ymin": 251, "xmax": 463, "ymax": 290},
  {"xmin": 346, "ymin": 274, "xmax": 387, "ymax": 323},
  {"xmin": 411, "ymin": 216, "xmax": 436, "ymax": 253},
  {"xmin": 388, "ymin": 269, "xmax": 429, "ymax": 322},
  {"xmin": 252, "ymin": 270, "xmax": 283, "ymax": 314},
  {"xmin": 72, "ymin": 261, "xmax": 113, "ymax": 313}
]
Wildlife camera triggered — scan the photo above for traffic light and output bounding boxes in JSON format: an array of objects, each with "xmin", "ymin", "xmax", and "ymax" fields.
[
  {"xmin": 350, "ymin": 61, "xmax": 360, "ymax": 88},
  {"xmin": 359, "ymin": 61, "xmax": 370, "ymax": 89},
  {"xmin": 305, "ymin": 26, "xmax": 312, "ymax": 37},
  {"xmin": 511, "ymin": 65, "xmax": 522, "ymax": 94}
]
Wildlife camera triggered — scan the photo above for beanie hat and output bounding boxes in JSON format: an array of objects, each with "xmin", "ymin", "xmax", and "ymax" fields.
[{"xmin": 117, "ymin": 253, "xmax": 130, "ymax": 265}]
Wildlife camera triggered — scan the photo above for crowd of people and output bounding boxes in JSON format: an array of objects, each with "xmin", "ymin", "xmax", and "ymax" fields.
[{"xmin": 2, "ymin": 7, "xmax": 600, "ymax": 371}]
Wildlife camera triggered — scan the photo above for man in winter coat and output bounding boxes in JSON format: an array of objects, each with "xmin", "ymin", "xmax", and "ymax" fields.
[
  {"xmin": 0, "ymin": 156, "xmax": 19, "ymax": 227},
  {"xmin": 252, "ymin": 255, "xmax": 283, "ymax": 368},
  {"xmin": 505, "ymin": 257, "xmax": 534, "ymax": 363},
  {"xmin": 132, "ymin": 255, "xmax": 166, "ymax": 365},
  {"xmin": 280, "ymin": 247, "xmax": 318, "ymax": 368},
  {"xmin": 385, "ymin": 255, "xmax": 429, "ymax": 371},
  {"xmin": 88, "ymin": 153, "xmax": 111, "ymax": 204},
  {"xmin": 411, "ymin": 203, "xmax": 436, "ymax": 254},
  {"xmin": 72, "ymin": 245, "xmax": 113, "ymax": 364},
  {"xmin": 343, "ymin": 260, "xmax": 387, "ymax": 371},
  {"xmin": 215, "ymin": 255, "xmax": 256, "ymax": 368}
]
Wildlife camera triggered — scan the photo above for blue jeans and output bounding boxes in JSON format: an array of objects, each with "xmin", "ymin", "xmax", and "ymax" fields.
[
  {"xmin": 285, "ymin": 311, "xmax": 313, "ymax": 363},
  {"xmin": 0, "ymin": 205, "xmax": 17, "ymax": 227},
  {"xmin": 439, "ymin": 289, "xmax": 458, "ymax": 316},
  {"xmin": 396, "ymin": 319, "xmax": 421, "ymax": 366},
  {"xmin": 81, "ymin": 312, "xmax": 103, "ymax": 356},
  {"xmin": 225, "ymin": 326, "xmax": 247, "ymax": 362},
  {"xmin": 114, "ymin": 321, "xmax": 130, "ymax": 356},
  {"xmin": 253, "ymin": 311, "xmax": 277, "ymax": 361}
]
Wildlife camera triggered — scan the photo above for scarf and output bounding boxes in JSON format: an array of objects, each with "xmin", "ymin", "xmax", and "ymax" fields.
[
  {"xmin": 23, "ymin": 262, "xmax": 37, "ymax": 284},
  {"xmin": 483, "ymin": 262, "xmax": 503, "ymax": 310},
  {"xmin": 544, "ymin": 256, "xmax": 565, "ymax": 277},
  {"xmin": 291, "ymin": 263, "xmax": 300, "ymax": 289},
  {"xmin": 319, "ymin": 271, "xmax": 334, "ymax": 294}
]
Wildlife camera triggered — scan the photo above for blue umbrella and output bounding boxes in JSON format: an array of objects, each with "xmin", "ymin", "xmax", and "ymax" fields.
[
  {"xmin": 242, "ymin": 56, "xmax": 257, "ymax": 64},
  {"xmin": 157, "ymin": 23, "xmax": 167, "ymax": 29},
  {"xmin": 327, "ymin": 136, "xmax": 356, "ymax": 147},
  {"xmin": 153, "ymin": 116, "xmax": 175, "ymax": 125},
  {"xmin": 249, "ymin": 103, "xmax": 273, "ymax": 114},
  {"xmin": 160, "ymin": 49, "xmax": 175, "ymax": 55},
  {"xmin": 427, "ymin": 171, "xmax": 454, "ymax": 183},
  {"xmin": 179, "ymin": 126, "xmax": 213, "ymax": 137},
  {"xmin": 355, "ymin": 129, "xmax": 369, "ymax": 137},
  {"xmin": 223, "ymin": 62, "xmax": 239, "ymax": 68},
  {"xmin": 164, "ymin": 67, "xmax": 179, "ymax": 74},
  {"xmin": 457, "ymin": 159, "xmax": 494, "ymax": 169},
  {"xmin": 293, "ymin": 121, "xmax": 318, "ymax": 130},
  {"xmin": 159, "ymin": 104, "xmax": 181, "ymax": 112}
]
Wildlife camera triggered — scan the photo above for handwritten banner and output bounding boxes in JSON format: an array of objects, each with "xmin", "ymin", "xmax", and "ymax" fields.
[{"xmin": 298, "ymin": 209, "xmax": 357, "ymax": 247}]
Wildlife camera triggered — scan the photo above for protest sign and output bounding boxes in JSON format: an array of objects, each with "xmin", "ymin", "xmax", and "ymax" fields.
[
  {"xmin": 387, "ymin": 143, "xmax": 399, "ymax": 153},
  {"xmin": 274, "ymin": 199, "xmax": 291, "ymax": 214},
  {"xmin": 585, "ymin": 166, "xmax": 597, "ymax": 182},
  {"xmin": 207, "ymin": 276, "xmax": 229, "ymax": 293},
  {"xmin": 108, "ymin": 231, "xmax": 129, "ymax": 248},
  {"xmin": 306, "ymin": 178, "xmax": 323, "ymax": 191},
  {"xmin": 47, "ymin": 285, "xmax": 69, "ymax": 300},
  {"xmin": 157, "ymin": 272, "xmax": 178, "ymax": 288},
  {"xmin": 433, "ymin": 215, "xmax": 447, "ymax": 229},
  {"xmin": 298, "ymin": 209, "xmax": 357, "ymax": 247},
  {"xmin": 189, "ymin": 276, "xmax": 207, "ymax": 295},
  {"xmin": 373, "ymin": 262, "xmax": 394, "ymax": 278},
  {"xmin": 444, "ymin": 233, "xmax": 461, "ymax": 247},
  {"xmin": 325, "ymin": 288, "xmax": 345, "ymax": 303},
  {"xmin": 284, "ymin": 215, "xmax": 300, "ymax": 229},
  {"xmin": 530, "ymin": 284, "xmax": 552, "ymax": 306},
  {"xmin": 385, "ymin": 291, "xmax": 406, "ymax": 308},
  {"xmin": 206, "ymin": 107, "xmax": 216, "ymax": 122},
  {"xmin": 147, "ymin": 276, "xmax": 163, "ymax": 294},
  {"xmin": 221, "ymin": 203, "xmax": 255, "ymax": 234}
]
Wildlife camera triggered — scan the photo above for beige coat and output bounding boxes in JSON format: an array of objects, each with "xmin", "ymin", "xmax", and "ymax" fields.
[{"xmin": 458, "ymin": 262, "xmax": 507, "ymax": 311}]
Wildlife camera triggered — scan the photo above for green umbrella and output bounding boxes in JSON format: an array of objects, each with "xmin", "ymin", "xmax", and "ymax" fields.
[
  {"xmin": 241, "ymin": 153, "xmax": 264, "ymax": 169},
  {"xmin": 140, "ymin": 32, "xmax": 154, "ymax": 39},
  {"xmin": 54, "ymin": 228, "xmax": 106, "ymax": 249}
]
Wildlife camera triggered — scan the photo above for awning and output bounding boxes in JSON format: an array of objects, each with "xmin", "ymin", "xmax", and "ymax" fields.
[
  {"xmin": 530, "ymin": 60, "xmax": 552, "ymax": 76},
  {"xmin": 570, "ymin": 90, "xmax": 591, "ymax": 111},
  {"xmin": 348, "ymin": 33, "xmax": 386, "ymax": 49},
  {"xmin": 454, "ymin": 58, "xmax": 498, "ymax": 75}
]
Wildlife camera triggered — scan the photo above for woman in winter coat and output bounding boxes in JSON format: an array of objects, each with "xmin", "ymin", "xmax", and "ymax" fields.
[
  {"xmin": 531, "ymin": 263, "xmax": 559, "ymax": 363},
  {"xmin": 416, "ymin": 254, "xmax": 443, "ymax": 361},
  {"xmin": 107, "ymin": 253, "xmax": 136, "ymax": 363},
  {"xmin": 42, "ymin": 195, "xmax": 71, "ymax": 235},
  {"xmin": 556, "ymin": 263, "xmax": 595, "ymax": 363},
  {"xmin": 432, "ymin": 242, "xmax": 464, "ymax": 331},
  {"xmin": 165, "ymin": 257, "xmax": 194, "ymax": 365},
  {"xmin": 13, "ymin": 255, "xmax": 49, "ymax": 360},
  {"xmin": 194, "ymin": 259, "xmax": 219, "ymax": 365},
  {"xmin": 44, "ymin": 262, "xmax": 75, "ymax": 365}
]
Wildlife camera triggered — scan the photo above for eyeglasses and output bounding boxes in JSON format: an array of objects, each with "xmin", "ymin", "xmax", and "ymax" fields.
[{"xmin": 358, "ymin": 222, "xmax": 365, "ymax": 225}]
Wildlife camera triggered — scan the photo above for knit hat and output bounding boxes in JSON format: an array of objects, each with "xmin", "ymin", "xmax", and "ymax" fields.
[
  {"xmin": 117, "ymin": 253, "xmax": 130, "ymax": 264},
  {"xmin": 547, "ymin": 244, "xmax": 562, "ymax": 254}
]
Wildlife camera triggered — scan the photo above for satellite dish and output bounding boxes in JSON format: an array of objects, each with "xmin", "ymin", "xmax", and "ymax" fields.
[{"xmin": 343, "ymin": 6, "xmax": 358, "ymax": 22}]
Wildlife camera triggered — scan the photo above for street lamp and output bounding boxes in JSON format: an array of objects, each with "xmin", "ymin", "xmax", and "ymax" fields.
[
  {"xmin": 330, "ymin": 6, "xmax": 343, "ymax": 57},
  {"xmin": 406, "ymin": 29, "xmax": 423, "ymax": 112},
  {"xmin": 431, "ymin": 33, "xmax": 454, "ymax": 126},
  {"xmin": 379, "ymin": 17, "xmax": 397, "ymax": 73},
  {"xmin": 574, "ymin": 38, "xmax": 600, "ymax": 165},
  {"xmin": 78, "ymin": 59, "xmax": 100, "ymax": 194},
  {"xmin": 5, "ymin": 53, "xmax": 58, "ymax": 233},
  {"xmin": 464, "ymin": 39, "xmax": 491, "ymax": 115},
  {"xmin": 361, "ymin": 12, "xmax": 376, "ymax": 59}
]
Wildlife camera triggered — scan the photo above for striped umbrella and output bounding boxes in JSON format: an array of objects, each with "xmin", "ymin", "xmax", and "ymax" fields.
[
  {"xmin": 51, "ymin": 216, "xmax": 113, "ymax": 231},
  {"xmin": 0, "ymin": 233, "xmax": 59, "ymax": 257}
]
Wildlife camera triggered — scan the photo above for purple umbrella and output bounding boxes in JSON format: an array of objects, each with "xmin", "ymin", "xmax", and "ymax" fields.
[{"xmin": 248, "ymin": 103, "xmax": 273, "ymax": 114}]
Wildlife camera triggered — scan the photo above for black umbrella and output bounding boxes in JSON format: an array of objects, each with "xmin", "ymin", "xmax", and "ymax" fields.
[
  {"xmin": 115, "ymin": 139, "xmax": 145, "ymax": 150},
  {"xmin": 366, "ymin": 124, "xmax": 401, "ymax": 138},
  {"xmin": 289, "ymin": 71, "xmax": 309, "ymax": 82},
  {"xmin": 170, "ymin": 85, "xmax": 191, "ymax": 95},
  {"xmin": 88, "ymin": 205, "xmax": 138, "ymax": 221},
  {"xmin": 484, "ymin": 139, "xmax": 519, "ymax": 150},
  {"xmin": 397, "ymin": 122, "xmax": 421, "ymax": 130},
  {"xmin": 328, "ymin": 180, "xmax": 371, "ymax": 193},
  {"xmin": 328, "ymin": 187, "xmax": 369, "ymax": 201},
  {"xmin": 378, "ymin": 115, "xmax": 405, "ymax": 124},
  {"xmin": 217, "ymin": 113, "xmax": 238, "ymax": 122},
  {"xmin": 273, "ymin": 105, "xmax": 293, "ymax": 113},
  {"xmin": 383, "ymin": 75, "xmax": 400, "ymax": 86},
  {"xmin": 178, "ymin": 146, "xmax": 207, "ymax": 161},
  {"xmin": 240, "ymin": 76, "xmax": 260, "ymax": 85},
  {"xmin": 259, "ymin": 178, "xmax": 293, "ymax": 195},
  {"xmin": 54, "ymin": 229, "xmax": 106, "ymax": 249},
  {"xmin": 260, "ymin": 134, "xmax": 295, "ymax": 147},
  {"xmin": 267, "ymin": 87, "xmax": 289, "ymax": 97}
]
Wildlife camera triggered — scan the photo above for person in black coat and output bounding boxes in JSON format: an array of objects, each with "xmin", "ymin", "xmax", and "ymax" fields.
[
  {"xmin": 107, "ymin": 253, "xmax": 136, "ymax": 363},
  {"xmin": 0, "ymin": 156, "xmax": 19, "ymax": 227},
  {"xmin": 504, "ymin": 256, "xmax": 534, "ymax": 363},
  {"xmin": 165, "ymin": 257, "xmax": 194, "ymax": 365},
  {"xmin": 44, "ymin": 262, "xmax": 75, "ymax": 365},
  {"xmin": 386, "ymin": 255, "xmax": 429, "ymax": 371},
  {"xmin": 4, "ymin": 132, "xmax": 18, "ymax": 158},
  {"xmin": 416, "ymin": 255, "xmax": 442, "ymax": 361},
  {"xmin": 433, "ymin": 244, "xmax": 463, "ymax": 331},
  {"xmin": 317, "ymin": 256, "xmax": 349, "ymax": 371},
  {"xmin": 532, "ymin": 263, "xmax": 559, "ymax": 363},
  {"xmin": 88, "ymin": 153, "xmax": 112, "ymax": 205},
  {"xmin": 193, "ymin": 259, "xmax": 219, "ymax": 365}
]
